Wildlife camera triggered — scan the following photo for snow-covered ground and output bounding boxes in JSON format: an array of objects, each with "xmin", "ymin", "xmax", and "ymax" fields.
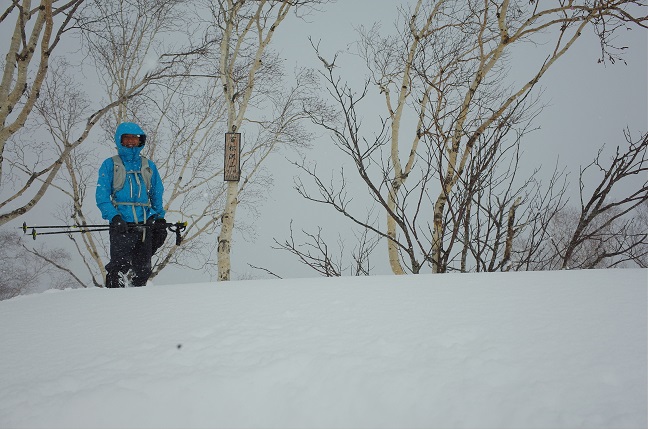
[{"xmin": 0, "ymin": 269, "xmax": 646, "ymax": 429}]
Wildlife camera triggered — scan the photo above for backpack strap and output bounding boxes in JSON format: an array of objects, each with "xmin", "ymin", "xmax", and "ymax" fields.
[
  {"xmin": 112, "ymin": 156, "xmax": 152, "ymax": 193},
  {"xmin": 137, "ymin": 156, "xmax": 153, "ymax": 193},
  {"xmin": 111, "ymin": 155, "xmax": 153, "ymax": 223},
  {"xmin": 112, "ymin": 155, "xmax": 126, "ymax": 192}
]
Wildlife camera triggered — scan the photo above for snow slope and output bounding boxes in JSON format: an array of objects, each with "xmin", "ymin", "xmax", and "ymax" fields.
[{"xmin": 0, "ymin": 269, "xmax": 646, "ymax": 429}]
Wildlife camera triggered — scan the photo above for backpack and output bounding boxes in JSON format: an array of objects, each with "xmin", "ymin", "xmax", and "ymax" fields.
[{"xmin": 111, "ymin": 155, "xmax": 153, "ymax": 217}]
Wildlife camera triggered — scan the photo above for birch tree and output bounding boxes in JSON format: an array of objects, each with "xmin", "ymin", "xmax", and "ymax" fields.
[
  {"xmin": 199, "ymin": 0, "xmax": 327, "ymax": 281},
  {"xmin": 0, "ymin": 0, "xmax": 85, "ymax": 223},
  {"xmin": 31, "ymin": 0, "xmax": 198, "ymax": 286},
  {"xmin": 0, "ymin": 0, "xmax": 187, "ymax": 226},
  {"xmin": 23, "ymin": 0, "xmax": 323, "ymax": 286},
  {"xmin": 297, "ymin": 0, "xmax": 647, "ymax": 274},
  {"xmin": 293, "ymin": 70, "xmax": 556, "ymax": 274}
]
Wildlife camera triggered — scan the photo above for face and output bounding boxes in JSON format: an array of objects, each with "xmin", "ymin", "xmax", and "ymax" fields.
[{"xmin": 121, "ymin": 134, "xmax": 141, "ymax": 148}]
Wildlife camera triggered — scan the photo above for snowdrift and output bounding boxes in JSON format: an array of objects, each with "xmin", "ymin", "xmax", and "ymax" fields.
[{"xmin": 0, "ymin": 269, "xmax": 646, "ymax": 429}]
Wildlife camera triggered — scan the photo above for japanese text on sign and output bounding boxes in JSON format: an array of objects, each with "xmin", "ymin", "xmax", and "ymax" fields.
[{"xmin": 224, "ymin": 133, "xmax": 241, "ymax": 181}]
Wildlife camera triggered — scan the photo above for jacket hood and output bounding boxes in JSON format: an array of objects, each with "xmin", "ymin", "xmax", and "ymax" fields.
[{"xmin": 114, "ymin": 122, "xmax": 146, "ymax": 162}]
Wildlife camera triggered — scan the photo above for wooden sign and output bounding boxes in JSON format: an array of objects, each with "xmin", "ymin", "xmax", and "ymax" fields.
[{"xmin": 224, "ymin": 132, "xmax": 241, "ymax": 181}]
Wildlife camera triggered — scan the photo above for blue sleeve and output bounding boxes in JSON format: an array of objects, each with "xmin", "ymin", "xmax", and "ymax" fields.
[
  {"xmin": 148, "ymin": 160, "xmax": 166, "ymax": 219},
  {"xmin": 96, "ymin": 158, "xmax": 119, "ymax": 221}
]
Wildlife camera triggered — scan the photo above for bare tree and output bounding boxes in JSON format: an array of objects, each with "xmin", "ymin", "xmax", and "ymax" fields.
[
  {"xmin": 560, "ymin": 130, "xmax": 647, "ymax": 268},
  {"xmin": 29, "ymin": 0, "xmax": 204, "ymax": 287},
  {"xmin": 197, "ymin": 0, "xmax": 329, "ymax": 281},
  {"xmin": 293, "ymin": 0, "xmax": 646, "ymax": 275},
  {"xmin": 626, "ymin": 200, "xmax": 648, "ymax": 268},
  {"xmin": 0, "ymin": 229, "xmax": 76, "ymax": 300},
  {"xmin": 0, "ymin": 0, "xmax": 189, "ymax": 227},
  {"xmin": 0, "ymin": 0, "xmax": 85, "ymax": 223},
  {"xmin": 517, "ymin": 130, "xmax": 648, "ymax": 270},
  {"xmin": 268, "ymin": 220, "xmax": 380, "ymax": 277},
  {"xmin": 501, "ymin": 163, "xmax": 571, "ymax": 272},
  {"xmin": 20, "ymin": 0, "xmax": 327, "ymax": 286},
  {"xmin": 0, "ymin": 0, "xmax": 84, "ymax": 188}
]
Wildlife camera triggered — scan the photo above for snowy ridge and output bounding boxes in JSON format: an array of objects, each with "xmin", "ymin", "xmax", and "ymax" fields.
[{"xmin": 0, "ymin": 269, "xmax": 646, "ymax": 429}]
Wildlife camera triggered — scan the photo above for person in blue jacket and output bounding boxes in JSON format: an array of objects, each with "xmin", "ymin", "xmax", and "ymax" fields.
[{"xmin": 96, "ymin": 122, "xmax": 167, "ymax": 288}]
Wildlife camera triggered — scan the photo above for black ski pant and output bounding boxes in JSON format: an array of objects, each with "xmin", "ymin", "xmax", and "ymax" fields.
[{"xmin": 105, "ymin": 225, "xmax": 153, "ymax": 288}]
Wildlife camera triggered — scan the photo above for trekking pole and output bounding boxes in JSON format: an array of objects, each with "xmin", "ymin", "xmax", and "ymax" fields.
[
  {"xmin": 21, "ymin": 222, "xmax": 108, "ymax": 233},
  {"xmin": 21, "ymin": 220, "xmax": 189, "ymax": 244},
  {"xmin": 27, "ymin": 228, "xmax": 111, "ymax": 240},
  {"xmin": 167, "ymin": 221, "xmax": 188, "ymax": 245}
]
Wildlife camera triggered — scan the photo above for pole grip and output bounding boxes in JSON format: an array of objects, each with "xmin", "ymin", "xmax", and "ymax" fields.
[{"xmin": 168, "ymin": 221, "xmax": 187, "ymax": 246}]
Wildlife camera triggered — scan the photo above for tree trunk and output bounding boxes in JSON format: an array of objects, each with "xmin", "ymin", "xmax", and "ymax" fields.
[
  {"xmin": 217, "ymin": 181, "xmax": 239, "ymax": 281},
  {"xmin": 386, "ymin": 191, "xmax": 406, "ymax": 275}
]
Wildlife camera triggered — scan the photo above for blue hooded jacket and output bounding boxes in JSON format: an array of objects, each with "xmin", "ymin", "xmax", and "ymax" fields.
[{"xmin": 96, "ymin": 122, "xmax": 165, "ymax": 223}]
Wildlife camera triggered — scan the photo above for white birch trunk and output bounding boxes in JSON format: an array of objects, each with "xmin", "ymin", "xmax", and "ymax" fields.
[
  {"xmin": 429, "ymin": 0, "xmax": 586, "ymax": 272},
  {"xmin": 0, "ymin": 0, "xmax": 52, "ymax": 187},
  {"xmin": 385, "ymin": 0, "xmax": 435, "ymax": 275},
  {"xmin": 215, "ymin": 0, "xmax": 291, "ymax": 281},
  {"xmin": 217, "ymin": 181, "xmax": 239, "ymax": 281}
]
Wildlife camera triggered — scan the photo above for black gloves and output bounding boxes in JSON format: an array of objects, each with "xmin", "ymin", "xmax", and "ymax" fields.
[
  {"xmin": 151, "ymin": 217, "xmax": 168, "ymax": 252},
  {"xmin": 147, "ymin": 216, "xmax": 167, "ymax": 229},
  {"xmin": 112, "ymin": 215, "xmax": 167, "ymax": 250},
  {"xmin": 111, "ymin": 215, "xmax": 128, "ymax": 234}
]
